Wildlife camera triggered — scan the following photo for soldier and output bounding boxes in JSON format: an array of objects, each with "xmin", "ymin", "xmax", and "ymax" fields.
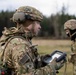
[
  {"xmin": 0, "ymin": 6, "xmax": 64, "ymax": 75},
  {"xmin": 64, "ymin": 19, "xmax": 76, "ymax": 75}
]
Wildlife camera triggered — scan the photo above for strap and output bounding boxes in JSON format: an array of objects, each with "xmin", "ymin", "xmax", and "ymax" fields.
[
  {"xmin": 67, "ymin": 31, "xmax": 76, "ymax": 38},
  {"xmin": 71, "ymin": 31, "xmax": 76, "ymax": 37},
  {"xmin": 63, "ymin": 62, "xmax": 67, "ymax": 75}
]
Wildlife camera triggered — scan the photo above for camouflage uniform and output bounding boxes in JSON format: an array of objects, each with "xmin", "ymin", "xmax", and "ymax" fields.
[
  {"xmin": 64, "ymin": 19, "xmax": 76, "ymax": 75},
  {"xmin": 71, "ymin": 41, "xmax": 76, "ymax": 75},
  {"xmin": 0, "ymin": 26, "xmax": 56, "ymax": 75},
  {"xmin": 0, "ymin": 6, "xmax": 63, "ymax": 75}
]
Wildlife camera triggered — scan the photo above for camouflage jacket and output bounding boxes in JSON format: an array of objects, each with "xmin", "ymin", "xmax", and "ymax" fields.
[
  {"xmin": 0, "ymin": 26, "xmax": 56, "ymax": 75},
  {"xmin": 70, "ymin": 40, "xmax": 76, "ymax": 64}
]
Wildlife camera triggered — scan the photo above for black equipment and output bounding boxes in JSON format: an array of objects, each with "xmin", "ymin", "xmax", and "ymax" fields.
[{"xmin": 42, "ymin": 50, "xmax": 67, "ymax": 65}]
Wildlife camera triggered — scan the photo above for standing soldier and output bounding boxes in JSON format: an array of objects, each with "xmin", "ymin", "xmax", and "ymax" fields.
[
  {"xmin": 64, "ymin": 19, "xmax": 76, "ymax": 75},
  {"xmin": 0, "ymin": 6, "xmax": 63, "ymax": 75}
]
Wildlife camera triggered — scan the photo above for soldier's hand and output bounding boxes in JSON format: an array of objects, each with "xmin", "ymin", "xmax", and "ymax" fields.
[
  {"xmin": 50, "ymin": 58, "xmax": 64, "ymax": 70},
  {"xmin": 68, "ymin": 53, "xmax": 76, "ymax": 63}
]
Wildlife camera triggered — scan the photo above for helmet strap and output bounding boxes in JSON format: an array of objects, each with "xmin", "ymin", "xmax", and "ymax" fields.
[
  {"xmin": 31, "ymin": 22, "xmax": 35, "ymax": 34},
  {"xmin": 70, "ymin": 31, "xmax": 76, "ymax": 38},
  {"xmin": 68, "ymin": 31, "xmax": 76, "ymax": 41}
]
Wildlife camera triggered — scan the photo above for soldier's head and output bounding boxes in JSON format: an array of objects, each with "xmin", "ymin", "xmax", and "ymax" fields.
[
  {"xmin": 11, "ymin": 6, "xmax": 43, "ymax": 35},
  {"xmin": 64, "ymin": 19, "xmax": 76, "ymax": 41}
]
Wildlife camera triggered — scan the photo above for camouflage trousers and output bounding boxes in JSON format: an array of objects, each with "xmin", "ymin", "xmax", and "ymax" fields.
[
  {"xmin": 71, "ymin": 54, "xmax": 76, "ymax": 75},
  {"xmin": 73, "ymin": 65, "xmax": 76, "ymax": 75}
]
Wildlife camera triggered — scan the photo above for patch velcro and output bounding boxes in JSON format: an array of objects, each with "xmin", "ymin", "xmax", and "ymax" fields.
[{"xmin": 19, "ymin": 53, "xmax": 30, "ymax": 65}]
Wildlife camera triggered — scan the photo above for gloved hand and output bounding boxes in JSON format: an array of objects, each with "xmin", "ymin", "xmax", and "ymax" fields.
[
  {"xmin": 68, "ymin": 53, "xmax": 76, "ymax": 64},
  {"xmin": 50, "ymin": 58, "xmax": 64, "ymax": 70}
]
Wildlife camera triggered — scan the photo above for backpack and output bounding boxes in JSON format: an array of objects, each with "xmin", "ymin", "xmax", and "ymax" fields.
[
  {"xmin": 0, "ymin": 27, "xmax": 18, "ymax": 65},
  {"xmin": 0, "ymin": 27, "xmax": 25, "ymax": 75}
]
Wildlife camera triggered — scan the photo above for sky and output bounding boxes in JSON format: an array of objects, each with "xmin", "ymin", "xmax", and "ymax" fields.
[{"xmin": 0, "ymin": 0, "xmax": 76, "ymax": 17}]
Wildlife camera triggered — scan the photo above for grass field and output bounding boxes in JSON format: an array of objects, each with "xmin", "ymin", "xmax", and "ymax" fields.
[{"xmin": 32, "ymin": 39, "xmax": 73, "ymax": 75}]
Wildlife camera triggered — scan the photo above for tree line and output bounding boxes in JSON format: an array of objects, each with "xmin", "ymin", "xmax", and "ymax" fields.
[{"xmin": 0, "ymin": 6, "xmax": 76, "ymax": 39}]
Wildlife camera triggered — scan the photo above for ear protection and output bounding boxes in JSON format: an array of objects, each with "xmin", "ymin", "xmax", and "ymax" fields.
[{"xmin": 12, "ymin": 12, "xmax": 31, "ymax": 23}]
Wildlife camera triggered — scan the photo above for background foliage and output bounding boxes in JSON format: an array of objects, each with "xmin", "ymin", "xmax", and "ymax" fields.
[{"xmin": 0, "ymin": 5, "xmax": 76, "ymax": 39}]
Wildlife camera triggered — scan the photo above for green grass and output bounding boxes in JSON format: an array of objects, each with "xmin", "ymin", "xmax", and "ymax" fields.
[{"xmin": 32, "ymin": 39, "xmax": 73, "ymax": 75}]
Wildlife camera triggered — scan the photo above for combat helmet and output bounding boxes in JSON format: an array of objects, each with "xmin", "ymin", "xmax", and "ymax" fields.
[
  {"xmin": 64, "ymin": 19, "xmax": 76, "ymax": 30},
  {"xmin": 11, "ymin": 6, "xmax": 43, "ymax": 23}
]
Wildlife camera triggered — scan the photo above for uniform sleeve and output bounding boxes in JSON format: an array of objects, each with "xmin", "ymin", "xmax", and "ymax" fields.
[
  {"xmin": 4, "ymin": 38, "xmax": 56, "ymax": 75},
  {"xmin": 32, "ymin": 64, "xmax": 56, "ymax": 75}
]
